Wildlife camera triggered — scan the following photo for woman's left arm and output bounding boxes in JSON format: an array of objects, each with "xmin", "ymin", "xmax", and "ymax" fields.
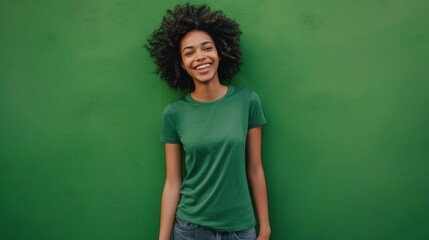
[{"xmin": 246, "ymin": 126, "xmax": 271, "ymax": 240}]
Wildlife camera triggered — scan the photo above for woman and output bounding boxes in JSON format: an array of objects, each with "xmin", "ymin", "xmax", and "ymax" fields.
[{"xmin": 146, "ymin": 3, "xmax": 271, "ymax": 240}]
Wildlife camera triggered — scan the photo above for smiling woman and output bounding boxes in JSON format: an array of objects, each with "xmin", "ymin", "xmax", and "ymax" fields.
[
  {"xmin": 145, "ymin": 3, "xmax": 271, "ymax": 240},
  {"xmin": 179, "ymin": 31, "xmax": 220, "ymax": 88},
  {"xmin": 145, "ymin": 3, "xmax": 242, "ymax": 90}
]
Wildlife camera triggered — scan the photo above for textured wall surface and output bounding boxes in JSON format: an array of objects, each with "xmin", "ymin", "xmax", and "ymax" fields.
[{"xmin": 1, "ymin": 0, "xmax": 428, "ymax": 239}]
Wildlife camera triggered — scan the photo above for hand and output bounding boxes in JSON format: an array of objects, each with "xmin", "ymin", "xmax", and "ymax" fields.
[
  {"xmin": 257, "ymin": 230, "xmax": 271, "ymax": 240},
  {"xmin": 257, "ymin": 235, "xmax": 270, "ymax": 240}
]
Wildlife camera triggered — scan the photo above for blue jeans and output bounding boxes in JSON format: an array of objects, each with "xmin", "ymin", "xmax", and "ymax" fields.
[{"xmin": 174, "ymin": 217, "xmax": 257, "ymax": 240}]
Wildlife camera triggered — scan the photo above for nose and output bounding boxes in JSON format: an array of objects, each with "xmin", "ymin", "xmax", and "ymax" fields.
[{"xmin": 195, "ymin": 50, "xmax": 206, "ymax": 61}]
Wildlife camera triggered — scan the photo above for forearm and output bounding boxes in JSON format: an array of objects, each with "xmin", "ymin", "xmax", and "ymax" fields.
[
  {"xmin": 159, "ymin": 181, "xmax": 181, "ymax": 240},
  {"xmin": 160, "ymin": 143, "xmax": 182, "ymax": 240},
  {"xmin": 248, "ymin": 167, "xmax": 271, "ymax": 237}
]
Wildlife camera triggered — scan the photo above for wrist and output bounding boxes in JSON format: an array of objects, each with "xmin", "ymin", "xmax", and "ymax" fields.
[{"xmin": 258, "ymin": 226, "xmax": 271, "ymax": 237}]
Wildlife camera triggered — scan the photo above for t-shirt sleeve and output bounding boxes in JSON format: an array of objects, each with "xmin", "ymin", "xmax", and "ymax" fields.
[
  {"xmin": 248, "ymin": 91, "xmax": 267, "ymax": 129},
  {"xmin": 160, "ymin": 104, "xmax": 181, "ymax": 143}
]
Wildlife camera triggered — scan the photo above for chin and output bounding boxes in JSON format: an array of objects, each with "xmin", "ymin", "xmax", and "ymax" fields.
[
  {"xmin": 196, "ymin": 76, "xmax": 216, "ymax": 83},
  {"xmin": 192, "ymin": 74, "xmax": 215, "ymax": 83}
]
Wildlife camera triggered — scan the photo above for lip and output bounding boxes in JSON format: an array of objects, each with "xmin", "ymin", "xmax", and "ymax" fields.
[{"xmin": 193, "ymin": 63, "xmax": 212, "ymax": 73}]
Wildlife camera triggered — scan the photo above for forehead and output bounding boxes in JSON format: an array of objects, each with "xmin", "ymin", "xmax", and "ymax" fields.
[{"xmin": 180, "ymin": 30, "xmax": 214, "ymax": 49}]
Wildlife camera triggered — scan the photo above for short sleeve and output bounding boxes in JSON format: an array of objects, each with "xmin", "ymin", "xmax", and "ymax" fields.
[
  {"xmin": 248, "ymin": 92, "xmax": 267, "ymax": 129},
  {"xmin": 160, "ymin": 105, "xmax": 181, "ymax": 143}
]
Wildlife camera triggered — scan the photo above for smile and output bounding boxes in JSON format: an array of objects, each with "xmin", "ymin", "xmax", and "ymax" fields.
[{"xmin": 194, "ymin": 63, "xmax": 212, "ymax": 70}]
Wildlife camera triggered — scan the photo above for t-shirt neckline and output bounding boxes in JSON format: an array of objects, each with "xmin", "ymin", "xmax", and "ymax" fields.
[{"xmin": 186, "ymin": 85, "xmax": 232, "ymax": 104}]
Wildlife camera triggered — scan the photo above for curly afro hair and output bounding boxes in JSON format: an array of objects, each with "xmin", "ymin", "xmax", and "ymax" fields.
[{"xmin": 145, "ymin": 3, "xmax": 242, "ymax": 90}]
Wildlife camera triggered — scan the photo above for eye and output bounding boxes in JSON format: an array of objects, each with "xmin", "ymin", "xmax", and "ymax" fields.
[
  {"xmin": 184, "ymin": 51, "xmax": 194, "ymax": 56},
  {"xmin": 204, "ymin": 46, "xmax": 213, "ymax": 51}
]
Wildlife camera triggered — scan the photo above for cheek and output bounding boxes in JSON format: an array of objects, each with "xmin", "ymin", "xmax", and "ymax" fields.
[
  {"xmin": 181, "ymin": 59, "xmax": 190, "ymax": 70},
  {"xmin": 182, "ymin": 61, "xmax": 194, "ymax": 74},
  {"xmin": 182, "ymin": 57, "xmax": 192, "ymax": 66}
]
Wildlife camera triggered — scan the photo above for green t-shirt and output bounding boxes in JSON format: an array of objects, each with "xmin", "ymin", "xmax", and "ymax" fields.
[{"xmin": 160, "ymin": 85, "xmax": 267, "ymax": 232}]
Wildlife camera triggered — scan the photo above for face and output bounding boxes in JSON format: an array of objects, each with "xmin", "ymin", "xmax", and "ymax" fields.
[{"xmin": 180, "ymin": 30, "xmax": 220, "ymax": 85}]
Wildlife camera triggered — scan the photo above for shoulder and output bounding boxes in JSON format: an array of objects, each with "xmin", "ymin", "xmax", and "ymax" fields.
[
  {"xmin": 230, "ymin": 86, "xmax": 261, "ymax": 102},
  {"xmin": 162, "ymin": 96, "xmax": 187, "ymax": 116},
  {"xmin": 165, "ymin": 94, "xmax": 189, "ymax": 109}
]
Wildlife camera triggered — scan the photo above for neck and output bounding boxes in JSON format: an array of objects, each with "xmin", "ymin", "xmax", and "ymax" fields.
[{"xmin": 191, "ymin": 80, "xmax": 228, "ymax": 102}]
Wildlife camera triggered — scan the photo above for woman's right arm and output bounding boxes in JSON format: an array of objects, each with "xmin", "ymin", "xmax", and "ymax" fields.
[{"xmin": 159, "ymin": 143, "xmax": 182, "ymax": 240}]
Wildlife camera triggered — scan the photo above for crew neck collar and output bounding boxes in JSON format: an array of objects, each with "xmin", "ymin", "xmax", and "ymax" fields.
[{"xmin": 186, "ymin": 85, "xmax": 232, "ymax": 104}]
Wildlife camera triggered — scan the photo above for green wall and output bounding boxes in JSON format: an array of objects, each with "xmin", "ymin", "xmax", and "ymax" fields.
[{"xmin": 1, "ymin": 0, "xmax": 428, "ymax": 239}]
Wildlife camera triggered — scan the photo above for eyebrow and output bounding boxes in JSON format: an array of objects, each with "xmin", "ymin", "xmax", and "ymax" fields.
[{"xmin": 182, "ymin": 41, "xmax": 213, "ymax": 52}]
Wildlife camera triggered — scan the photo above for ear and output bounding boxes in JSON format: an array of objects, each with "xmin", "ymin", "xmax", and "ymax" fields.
[{"xmin": 180, "ymin": 61, "xmax": 185, "ymax": 69}]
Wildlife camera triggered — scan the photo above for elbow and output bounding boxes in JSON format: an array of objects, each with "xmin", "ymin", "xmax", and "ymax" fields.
[
  {"xmin": 246, "ymin": 164, "xmax": 265, "ymax": 180},
  {"xmin": 164, "ymin": 178, "xmax": 182, "ymax": 192}
]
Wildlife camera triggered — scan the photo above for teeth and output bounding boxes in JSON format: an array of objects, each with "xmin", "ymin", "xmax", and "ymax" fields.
[{"xmin": 196, "ymin": 64, "xmax": 211, "ymax": 70}]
